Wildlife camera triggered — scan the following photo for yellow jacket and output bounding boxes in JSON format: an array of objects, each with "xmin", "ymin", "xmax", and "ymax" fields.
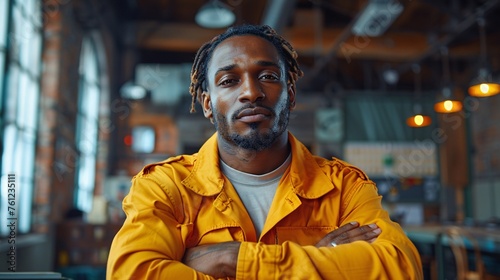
[{"xmin": 107, "ymin": 132, "xmax": 422, "ymax": 279}]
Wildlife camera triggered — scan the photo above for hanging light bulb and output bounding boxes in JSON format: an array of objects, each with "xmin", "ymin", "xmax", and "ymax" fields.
[
  {"xmin": 407, "ymin": 64, "xmax": 432, "ymax": 127},
  {"xmin": 468, "ymin": 16, "xmax": 500, "ymax": 97},
  {"xmin": 434, "ymin": 87, "xmax": 463, "ymax": 113},
  {"xmin": 468, "ymin": 68, "xmax": 500, "ymax": 97},
  {"xmin": 434, "ymin": 47, "xmax": 463, "ymax": 113},
  {"xmin": 407, "ymin": 114, "xmax": 432, "ymax": 127}
]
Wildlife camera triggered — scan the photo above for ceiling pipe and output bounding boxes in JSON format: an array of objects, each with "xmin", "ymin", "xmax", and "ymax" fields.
[
  {"xmin": 298, "ymin": 1, "xmax": 370, "ymax": 88},
  {"xmin": 300, "ymin": 0, "xmax": 500, "ymax": 90},
  {"xmin": 260, "ymin": 0, "xmax": 297, "ymax": 33},
  {"xmin": 395, "ymin": 0, "xmax": 500, "ymax": 78}
]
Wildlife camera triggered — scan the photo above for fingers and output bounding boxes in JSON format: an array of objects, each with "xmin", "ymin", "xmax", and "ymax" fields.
[
  {"xmin": 315, "ymin": 222, "xmax": 382, "ymax": 248},
  {"xmin": 338, "ymin": 223, "xmax": 381, "ymax": 244},
  {"xmin": 328, "ymin": 221, "xmax": 361, "ymax": 239},
  {"xmin": 182, "ymin": 242, "xmax": 240, "ymax": 278}
]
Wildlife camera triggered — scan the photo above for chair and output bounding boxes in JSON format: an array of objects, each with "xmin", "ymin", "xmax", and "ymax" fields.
[{"xmin": 444, "ymin": 226, "xmax": 485, "ymax": 280}]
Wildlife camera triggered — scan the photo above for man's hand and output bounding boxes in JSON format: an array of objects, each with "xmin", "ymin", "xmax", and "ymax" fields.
[
  {"xmin": 183, "ymin": 222, "xmax": 380, "ymax": 277},
  {"xmin": 315, "ymin": 221, "xmax": 381, "ymax": 248},
  {"xmin": 182, "ymin": 241, "xmax": 240, "ymax": 279}
]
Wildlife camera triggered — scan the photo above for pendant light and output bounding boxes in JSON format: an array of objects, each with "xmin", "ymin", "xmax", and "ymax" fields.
[
  {"xmin": 468, "ymin": 16, "xmax": 500, "ymax": 97},
  {"xmin": 407, "ymin": 64, "xmax": 432, "ymax": 127},
  {"xmin": 407, "ymin": 107, "xmax": 432, "ymax": 127},
  {"xmin": 195, "ymin": 0, "xmax": 235, "ymax": 29},
  {"xmin": 434, "ymin": 47, "xmax": 463, "ymax": 113}
]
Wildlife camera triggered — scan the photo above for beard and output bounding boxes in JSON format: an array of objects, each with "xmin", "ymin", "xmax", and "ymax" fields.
[{"xmin": 212, "ymin": 98, "xmax": 290, "ymax": 151}]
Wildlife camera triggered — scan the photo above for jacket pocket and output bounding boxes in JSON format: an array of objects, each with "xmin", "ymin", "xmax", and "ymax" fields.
[
  {"xmin": 275, "ymin": 226, "xmax": 336, "ymax": 245},
  {"xmin": 194, "ymin": 224, "xmax": 243, "ymax": 246}
]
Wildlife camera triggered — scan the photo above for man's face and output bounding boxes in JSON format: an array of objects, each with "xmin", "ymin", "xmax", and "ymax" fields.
[{"xmin": 201, "ymin": 35, "xmax": 296, "ymax": 151}]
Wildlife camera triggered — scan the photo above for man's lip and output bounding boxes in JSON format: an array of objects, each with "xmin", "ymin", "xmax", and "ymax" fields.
[{"xmin": 236, "ymin": 107, "xmax": 272, "ymax": 119}]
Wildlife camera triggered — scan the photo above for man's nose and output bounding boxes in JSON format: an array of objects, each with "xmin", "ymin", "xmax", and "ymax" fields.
[{"xmin": 239, "ymin": 77, "xmax": 265, "ymax": 103}]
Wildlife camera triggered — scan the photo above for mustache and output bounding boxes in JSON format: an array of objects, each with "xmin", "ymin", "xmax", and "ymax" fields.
[{"xmin": 231, "ymin": 104, "xmax": 276, "ymax": 120}]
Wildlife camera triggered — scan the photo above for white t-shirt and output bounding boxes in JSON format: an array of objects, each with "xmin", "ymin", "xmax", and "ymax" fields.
[{"xmin": 220, "ymin": 154, "xmax": 292, "ymax": 238}]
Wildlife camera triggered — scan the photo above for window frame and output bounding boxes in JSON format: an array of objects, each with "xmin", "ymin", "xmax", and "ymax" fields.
[
  {"xmin": 73, "ymin": 35, "xmax": 102, "ymax": 213},
  {"xmin": 0, "ymin": 0, "xmax": 43, "ymax": 236}
]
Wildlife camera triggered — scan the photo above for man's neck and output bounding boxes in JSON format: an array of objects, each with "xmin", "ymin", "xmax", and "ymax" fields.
[{"xmin": 217, "ymin": 133, "xmax": 290, "ymax": 175}]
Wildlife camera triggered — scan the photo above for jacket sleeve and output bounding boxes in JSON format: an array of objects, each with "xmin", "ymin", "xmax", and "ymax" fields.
[
  {"xmin": 106, "ymin": 175, "xmax": 215, "ymax": 280},
  {"xmin": 236, "ymin": 181, "xmax": 423, "ymax": 279}
]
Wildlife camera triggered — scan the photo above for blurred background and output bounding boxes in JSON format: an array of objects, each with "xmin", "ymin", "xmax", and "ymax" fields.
[{"xmin": 0, "ymin": 0, "xmax": 499, "ymax": 279}]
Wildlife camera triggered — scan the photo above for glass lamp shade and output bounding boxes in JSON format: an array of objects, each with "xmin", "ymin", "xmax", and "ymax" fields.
[
  {"xmin": 195, "ymin": 1, "xmax": 235, "ymax": 29},
  {"xmin": 469, "ymin": 82, "xmax": 500, "ymax": 97},
  {"xmin": 434, "ymin": 86, "xmax": 463, "ymax": 113},
  {"xmin": 406, "ymin": 114, "xmax": 432, "ymax": 127},
  {"xmin": 434, "ymin": 100, "xmax": 463, "ymax": 113},
  {"xmin": 468, "ymin": 16, "xmax": 500, "ymax": 97}
]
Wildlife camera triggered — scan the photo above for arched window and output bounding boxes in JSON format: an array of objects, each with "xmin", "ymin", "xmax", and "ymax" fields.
[
  {"xmin": 0, "ymin": 0, "xmax": 43, "ymax": 235},
  {"xmin": 74, "ymin": 36, "xmax": 102, "ymax": 213},
  {"xmin": 0, "ymin": 0, "xmax": 8, "ymax": 105}
]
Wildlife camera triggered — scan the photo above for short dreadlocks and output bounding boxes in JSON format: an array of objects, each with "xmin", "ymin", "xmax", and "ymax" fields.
[{"xmin": 188, "ymin": 24, "xmax": 304, "ymax": 113}]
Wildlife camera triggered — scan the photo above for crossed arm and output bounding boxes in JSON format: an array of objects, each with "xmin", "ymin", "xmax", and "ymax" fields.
[
  {"xmin": 182, "ymin": 222, "xmax": 382, "ymax": 279},
  {"xmin": 107, "ymin": 176, "xmax": 423, "ymax": 279}
]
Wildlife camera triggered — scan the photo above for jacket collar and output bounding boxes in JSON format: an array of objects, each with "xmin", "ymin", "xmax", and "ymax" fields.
[
  {"xmin": 181, "ymin": 132, "xmax": 335, "ymax": 198},
  {"xmin": 181, "ymin": 133, "xmax": 225, "ymax": 196},
  {"xmin": 286, "ymin": 133, "xmax": 335, "ymax": 198}
]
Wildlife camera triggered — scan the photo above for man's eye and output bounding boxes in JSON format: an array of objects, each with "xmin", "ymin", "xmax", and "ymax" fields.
[
  {"xmin": 219, "ymin": 79, "xmax": 237, "ymax": 86},
  {"xmin": 260, "ymin": 74, "xmax": 279, "ymax": 80}
]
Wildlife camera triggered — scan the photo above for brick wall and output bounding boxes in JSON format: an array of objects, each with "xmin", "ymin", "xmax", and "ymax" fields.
[
  {"xmin": 34, "ymin": 0, "xmax": 118, "ymax": 233},
  {"xmin": 35, "ymin": 0, "xmax": 80, "ymax": 233}
]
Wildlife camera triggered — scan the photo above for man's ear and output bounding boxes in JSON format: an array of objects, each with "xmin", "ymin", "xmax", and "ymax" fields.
[
  {"xmin": 288, "ymin": 84, "xmax": 296, "ymax": 110},
  {"xmin": 201, "ymin": 91, "xmax": 213, "ymax": 120}
]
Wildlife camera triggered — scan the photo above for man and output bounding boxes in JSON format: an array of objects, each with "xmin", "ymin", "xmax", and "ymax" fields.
[{"xmin": 107, "ymin": 25, "xmax": 422, "ymax": 279}]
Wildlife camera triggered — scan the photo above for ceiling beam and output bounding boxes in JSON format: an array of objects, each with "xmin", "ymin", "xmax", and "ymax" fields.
[
  {"xmin": 284, "ymin": 27, "xmax": 428, "ymax": 62},
  {"xmin": 136, "ymin": 22, "xmax": 225, "ymax": 52},
  {"xmin": 135, "ymin": 20, "xmax": 496, "ymax": 62}
]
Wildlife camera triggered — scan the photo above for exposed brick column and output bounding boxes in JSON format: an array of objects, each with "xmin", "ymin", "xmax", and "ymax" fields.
[
  {"xmin": 35, "ymin": 0, "xmax": 83, "ymax": 233},
  {"xmin": 33, "ymin": 0, "xmax": 63, "ymax": 234}
]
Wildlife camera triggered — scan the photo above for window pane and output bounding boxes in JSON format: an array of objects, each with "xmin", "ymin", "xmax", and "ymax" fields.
[
  {"xmin": 25, "ymin": 0, "xmax": 39, "ymax": 25},
  {"xmin": 1, "ymin": 0, "xmax": 41, "ymax": 235},
  {"xmin": 17, "ymin": 73, "xmax": 29, "ymax": 127},
  {"xmin": 16, "ymin": 0, "xmax": 27, "ymax": 12},
  {"xmin": 28, "ymin": 31, "xmax": 42, "ymax": 76},
  {"xmin": 21, "ymin": 132, "xmax": 36, "ymax": 174},
  {"xmin": 132, "ymin": 126, "xmax": 156, "ymax": 153},
  {"xmin": 5, "ymin": 64, "xmax": 20, "ymax": 122},
  {"xmin": 76, "ymin": 154, "xmax": 96, "ymax": 212},
  {"xmin": 11, "ymin": 3, "xmax": 24, "ymax": 60},
  {"xmin": 80, "ymin": 155, "xmax": 96, "ymax": 190},
  {"xmin": 19, "ymin": 177, "xmax": 33, "ymax": 232},
  {"xmin": 1, "ymin": 125, "xmax": 17, "ymax": 174},
  {"xmin": 0, "ymin": 0, "xmax": 8, "ymax": 109},
  {"xmin": 86, "ymin": 86, "xmax": 99, "ymax": 120},
  {"xmin": 0, "ymin": 55, "xmax": 4, "ymax": 110},
  {"xmin": 81, "ymin": 86, "xmax": 99, "ymax": 153},
  {"xmin": 74, "ymin": 36, "xmax": 101, "ymax": 213},
  {"xmin": 0, "ymin": 0, "xmax": 8, "ymax": 48},
  {"xmin": 80, "ymin": 39, "xmax": 98, "ymax": 83},
  {"xmin": 76, "ymin": 188, "xmax": 92, "ymax": 212},
  {"xmin": 12, "ymin": 131, "xmax": 27, "ymax": 176},
  {"xmin": 20, "ymin": 29, "xmax": 34, "ymax": 68},
  {"xmin": 25, "ymin": 82, "xmax": 40, "ymax": 129},
  {"xmin": 78, "ymin": 101, "xmax": 98, "ymax": 154}
]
